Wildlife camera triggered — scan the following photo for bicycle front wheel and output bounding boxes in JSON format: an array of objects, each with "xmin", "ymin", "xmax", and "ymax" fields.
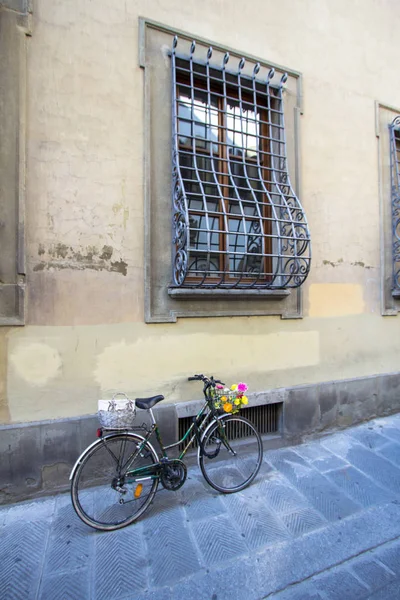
[
  {"xmin": 199, "ymin": 415, "xmax": 263, "ymax": 493},
  {"xmin": 71, "ymin": 433, "xmax": 159, "ymax": 531}
]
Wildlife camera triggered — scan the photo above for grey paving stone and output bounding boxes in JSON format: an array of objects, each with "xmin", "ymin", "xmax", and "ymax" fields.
[
  {"xmin": 260, "ymin": 476, "xmax": 311, "ymax": 514},
  {"xmin": 377, "ymin": 442, "xmax": 400, "ymax": 467},
  {"xmin": 348, "ymin": 427, "xmax": 389, "ymax": 450},
  {"xmin": 351, "ymin": 557, "xmax": 395, "ymax": 592},
  {"xmin": 178, "ymin": 477, "xmax": 226, "ymax": 521},
  {"xmin": 222, "ymin": 492, "xmax": 290, "ymax": 549},
  {"xmin": 44, "ymin": 501, "xmax": 94, "ymax": 574},
  {"xmin": 293, "ymin": 442, "xmax": 334, "ymax": 462},
  {"xmin": 311, "ymin": 454, "xmax": 348, "ymax": 473},
  {"xmin": 145, "ymin": 504, "xmax": 201, "ymax": 587},
  {"xmin": 191, "ymin": 514, "xmax": 248, "ymax": 566},
  {"xmin": 0, "ymin": 521, "xmax": 49, "ymax": 600},
  {"xmin": 271, "ymin": 583, "xmax": 324, "ymax": 599},
  {"xmin": 326, "ymin": 467, "xmax": 394, "ymax": 508},
  {"xmin": 366, "ymin": 580, "xmax": 400, "ymax": 599},
  {"xmin": 256, "ymin": 502, "xmax": 400, "ymax": 597},
  {"xmin": 313, "ymin": 567, "xmax": 370, "ymax": 599},
  {"xmin": 4, "ymin": 496, "xmax": 56, "ymax": 524},
  {"xmin": 374, "ymin": 541, "xmax": 400, "ymax": 575},
  {"xmin": 167, "ymin": 555, "xmax": 261, "ymax": 600},
  {"xmin": 380, "ymin": 427, "xmax": 400, "ymax": 445},
  {"xmin": 321, "ymin": 432, "xmax": 364, "ymax": 458},
  {"xmin": 133, "ymin": 589, "xmax": 173, "ymax": 600},
  {"xmin": 280, "ymin": 507, "xmax": 326, "ymax": 537},
  {"xmin": 38, "ymin": 569, "xmax": 90, "ymax": 600},
  {"xmin": 94, "ymin": 524, "xmax": 148, "ymax": 599},
  {"xmin": 145, "ymin": 488, "xmax": 182, "ymax": 519},
  {"xmin": 337, "ymin": 446, "xmax": 400, "ymax": 494},
  {"xmin": 269, "ymin": 450, "xmax": 361, "ymax": 521}
]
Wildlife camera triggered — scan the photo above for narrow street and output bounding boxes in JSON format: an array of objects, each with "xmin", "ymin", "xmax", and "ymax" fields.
[{"xmin": 2, "ymin": 415, "xmax": 400, "ymax": 599}]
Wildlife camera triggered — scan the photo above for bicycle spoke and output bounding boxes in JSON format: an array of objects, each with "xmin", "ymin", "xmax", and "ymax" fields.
[
  {"xmin": 199, "ymin": 416, "xmax": 263, "ymax": 493},
  {"xmin": 71, "ymin": 434, "xmax": 159, "ymax": 531}
]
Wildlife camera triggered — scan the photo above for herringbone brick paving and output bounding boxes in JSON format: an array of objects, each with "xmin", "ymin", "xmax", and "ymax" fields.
[{"xmin": 3, "ymin": 415, "xmax": 400, "ymax": 599}]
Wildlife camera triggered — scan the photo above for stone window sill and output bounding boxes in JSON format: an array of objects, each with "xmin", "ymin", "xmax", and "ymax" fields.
[{"xmin": 168, "ymin": 287, "xmax": 290, "ymax": 300}]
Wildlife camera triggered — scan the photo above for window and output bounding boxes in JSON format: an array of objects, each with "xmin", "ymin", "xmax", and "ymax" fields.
[
  {"xmin": 389, "ymin": 117, "xmax": 400, "ymax": 296},
  {"xmin": 140, "ymin": 20, "xmax": 309, "ymax": 322},
  {"xmin": 376, "ymin": 102, "xmax": 400, "ymax": 315},
  {"xmin": 171, "ymin": 38, "xmax": 310, "ymax": 290}
]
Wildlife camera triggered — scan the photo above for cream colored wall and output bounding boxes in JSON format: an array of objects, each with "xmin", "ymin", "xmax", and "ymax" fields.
[{"xmin": 2, "ymin": 0, "xmax": 400, "ymax": 423}]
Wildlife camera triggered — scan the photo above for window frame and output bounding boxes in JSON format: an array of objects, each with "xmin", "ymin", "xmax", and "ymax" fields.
[
  {"xmin": 175, "ymin": 70, "xmax": 274, "ymax": 285},
  {"xmin": 140, "ymin": 18, "xmax": 306, "ymax": 323}
]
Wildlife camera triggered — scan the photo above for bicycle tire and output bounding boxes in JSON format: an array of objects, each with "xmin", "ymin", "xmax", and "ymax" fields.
[
  {"xmin": 71, "ymin": 432, "xmax": 159, "ymax": 531},
  {"xmin": 199, "ymin": 415, "xmax": 263, "ymax": 493}
]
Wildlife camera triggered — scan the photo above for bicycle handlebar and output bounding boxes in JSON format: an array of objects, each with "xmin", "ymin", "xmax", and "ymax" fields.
[{"xmin": 187, "ymin": 374, "xmax": 225, "ymax": 386}]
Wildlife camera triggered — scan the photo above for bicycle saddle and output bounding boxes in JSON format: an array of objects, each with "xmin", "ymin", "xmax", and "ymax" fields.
[{"xmin": 135, "ymin": 395, "xmax": 165, "ymax": 410}]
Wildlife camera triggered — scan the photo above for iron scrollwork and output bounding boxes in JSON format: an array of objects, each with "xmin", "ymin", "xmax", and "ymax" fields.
[{"xmin": 171, "ymin": 36, "xmax": 311, "ymax": 290}]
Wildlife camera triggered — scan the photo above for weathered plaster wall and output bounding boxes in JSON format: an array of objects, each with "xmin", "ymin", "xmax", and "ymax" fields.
[
  {"xmin": 2, "ymin": 0, "xmax": 400, "ymax": 423},
  {"xmin": 3, "ymin": 312, "xmax": 400, "ymax": 423}
]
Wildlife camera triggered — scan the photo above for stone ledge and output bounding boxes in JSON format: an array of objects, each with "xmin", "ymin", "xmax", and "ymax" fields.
[{"xmin": 168, "ymin": 287, "xmax": 290, "ymax": 300}]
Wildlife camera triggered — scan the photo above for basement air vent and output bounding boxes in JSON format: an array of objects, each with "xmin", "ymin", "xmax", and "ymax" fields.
[{"xmin": 178, "ymin": 402, "xmax": 282, "ymax": 452}]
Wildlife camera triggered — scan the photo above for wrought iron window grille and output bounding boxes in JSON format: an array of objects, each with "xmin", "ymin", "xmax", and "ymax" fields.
[
  {"xmin": 171, "ymin": 36, "xmax": 311, "ymax": 290},
  {"xmin": 390, "ymin": 116, "xmax": 400, "ymax": 294}
]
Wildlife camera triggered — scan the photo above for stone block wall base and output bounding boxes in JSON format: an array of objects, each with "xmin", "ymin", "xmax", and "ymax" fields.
[{"xmin": 1, "ymin": 372, "xmax": 399, "ymax": 504}]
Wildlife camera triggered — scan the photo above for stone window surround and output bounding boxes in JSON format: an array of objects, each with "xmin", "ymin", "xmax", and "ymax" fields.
[
  {"xmin": 139, "ymin": 18, "xmax": 307, "ymax": 323},
  {"xmin": 376, "ymin": 101, "xmax": 400, "ymax": 316},
  {"xmin": 0, "ymin": 1, "xmax": 31, "ymax": 326}
]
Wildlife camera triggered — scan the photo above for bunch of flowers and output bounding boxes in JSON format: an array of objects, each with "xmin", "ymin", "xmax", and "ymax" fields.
[{"xmin": 211, "ymin": 382, "xmax": 249, "ymax": 414}]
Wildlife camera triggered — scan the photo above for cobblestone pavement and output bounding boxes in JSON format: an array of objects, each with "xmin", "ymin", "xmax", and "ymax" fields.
[{"xmin": 3, "ymin": 415, "xmax": 400, "ymax": 599}]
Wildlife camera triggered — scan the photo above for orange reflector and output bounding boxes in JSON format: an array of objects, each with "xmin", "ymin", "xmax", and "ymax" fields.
[{"xmin": 134, "ymin": 484, "xmax": 143, "ymax": 498}]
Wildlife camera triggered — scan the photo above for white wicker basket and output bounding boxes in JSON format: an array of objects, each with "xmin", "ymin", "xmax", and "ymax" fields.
[{"xmin": 97, "ymin": 392, "xmax": 136, "ymax": 428}]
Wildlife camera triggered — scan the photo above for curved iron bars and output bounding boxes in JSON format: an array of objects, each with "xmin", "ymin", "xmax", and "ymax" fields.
[
  {"xmin": 171, "ymin": 37, "xmax": 311, "ymax": 289},
  {"xmin": 390, "ymin": 116, "xmax": 400, "ymax": 293}
]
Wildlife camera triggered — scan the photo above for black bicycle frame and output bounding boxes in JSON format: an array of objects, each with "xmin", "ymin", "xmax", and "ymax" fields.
[{"xmin": 105, "ymin": 380, "xmax": 226, "ymax": 482}]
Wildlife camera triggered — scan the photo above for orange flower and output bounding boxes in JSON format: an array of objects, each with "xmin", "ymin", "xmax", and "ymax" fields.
[{"xmin": 223, "ymin": 402, "xmax": 233, "ymax": 412}]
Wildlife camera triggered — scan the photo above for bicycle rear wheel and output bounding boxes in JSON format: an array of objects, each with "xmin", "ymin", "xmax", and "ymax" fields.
[
  {"xmin": 199, "ymin": 415, "xmax": 263, "ymax": 493},
  {"xmin": 71, "ymin": 433, "xmax": 159, "ymax": 531}
]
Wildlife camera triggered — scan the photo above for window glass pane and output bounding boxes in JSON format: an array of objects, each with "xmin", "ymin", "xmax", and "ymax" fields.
[
  {"xmin": 188, "ymin": 214, "xmax": 220, "ymax": 274},
  {"xmin": 189, "ymin": 214, "xmax": 220, "ymax": 251},
  {"xmin": 178, "ymin": 87, "xmax": 219, "ymax": 153},
  {"xmin": 228, "ymin": 218, "xmax": 263, "ymax": 275},
  {"xmin": 226, "ymin": 99, "xmax": 260, "ymax": 160},
  {"xmin": 227, "ymin": 160, "xmax": 263, "ymax": 206},
  {"xmin": 180, "ymin": 154, "xmax": 220, "ymax": 211}
]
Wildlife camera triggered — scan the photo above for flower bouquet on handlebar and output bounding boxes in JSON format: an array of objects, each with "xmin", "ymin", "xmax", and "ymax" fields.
[{"xmin": 211, "ymin": 382, "xmax": 249, "ymax": 414}]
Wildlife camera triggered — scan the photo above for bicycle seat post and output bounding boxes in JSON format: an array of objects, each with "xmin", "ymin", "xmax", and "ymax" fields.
[{"xmin": 148, "ymin": 408, "xmax": 156, "ymax": 425}]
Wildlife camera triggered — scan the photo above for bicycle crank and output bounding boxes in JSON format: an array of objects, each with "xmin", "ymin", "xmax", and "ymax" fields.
[{"xmin": 160, "ymin": 458, "xmax": 187, "ymax": 491}]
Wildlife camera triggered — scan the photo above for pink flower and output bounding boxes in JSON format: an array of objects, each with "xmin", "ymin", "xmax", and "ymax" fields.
[
  {"xmin": 216, "ymin": 384, "xmax": 224, "ymax": 389},
  {"xmin": 237, "ymin": 382, "xmax": 248, "ymax": 392}
]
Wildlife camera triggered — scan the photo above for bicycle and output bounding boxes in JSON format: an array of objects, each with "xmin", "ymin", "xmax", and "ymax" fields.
[{"xmin": 70, "ymin": 374, "xmax": 263, "ymax": 531}]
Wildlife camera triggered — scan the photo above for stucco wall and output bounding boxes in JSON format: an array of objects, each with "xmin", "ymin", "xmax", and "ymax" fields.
[{"xmin": 2, "ymin": 0, "xmax": 400, "ymax": 423}]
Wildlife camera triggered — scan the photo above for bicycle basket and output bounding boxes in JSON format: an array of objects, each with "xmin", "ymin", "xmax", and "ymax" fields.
[
  {"xmin": 97, "ymin": 392, "xmax": 136, "ymax": 428},
  {"xmin": 211, "ymin": 383, "xmax": 249, "ymax": 414}
]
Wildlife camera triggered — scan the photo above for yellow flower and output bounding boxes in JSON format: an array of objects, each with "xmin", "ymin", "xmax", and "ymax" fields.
[
  {"xmin": 241, "ymin": 396, "xmax": 248, "ymax": 405},
  {"xmin": 220, "ymin": 396, "xmax": 227, "ymax": 402},
  {"xmin": 223, "ymin": 402, "xmax": 233, "ymax": 413},
  {"xmin": 230, "ymin": 384, "xmax": 237, "ymax": 391},
  {"xmin": 234, "ymin": 399, "xmax": 240, "ymax": 405}
]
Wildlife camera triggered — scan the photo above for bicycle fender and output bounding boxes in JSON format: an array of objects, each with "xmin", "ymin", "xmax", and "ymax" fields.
[
  {"xmin": 197, "ymin": 413, "xmax": 230, "ymax": 463},
  {"xmin": 69, "ymin": 431, "xmax": 153, "ymax": 481}
]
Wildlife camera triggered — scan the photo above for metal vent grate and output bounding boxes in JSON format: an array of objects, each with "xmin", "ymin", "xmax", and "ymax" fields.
[{"xmin": 178, "ymin": 402, "xmax": 281, "ymax": 452}]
